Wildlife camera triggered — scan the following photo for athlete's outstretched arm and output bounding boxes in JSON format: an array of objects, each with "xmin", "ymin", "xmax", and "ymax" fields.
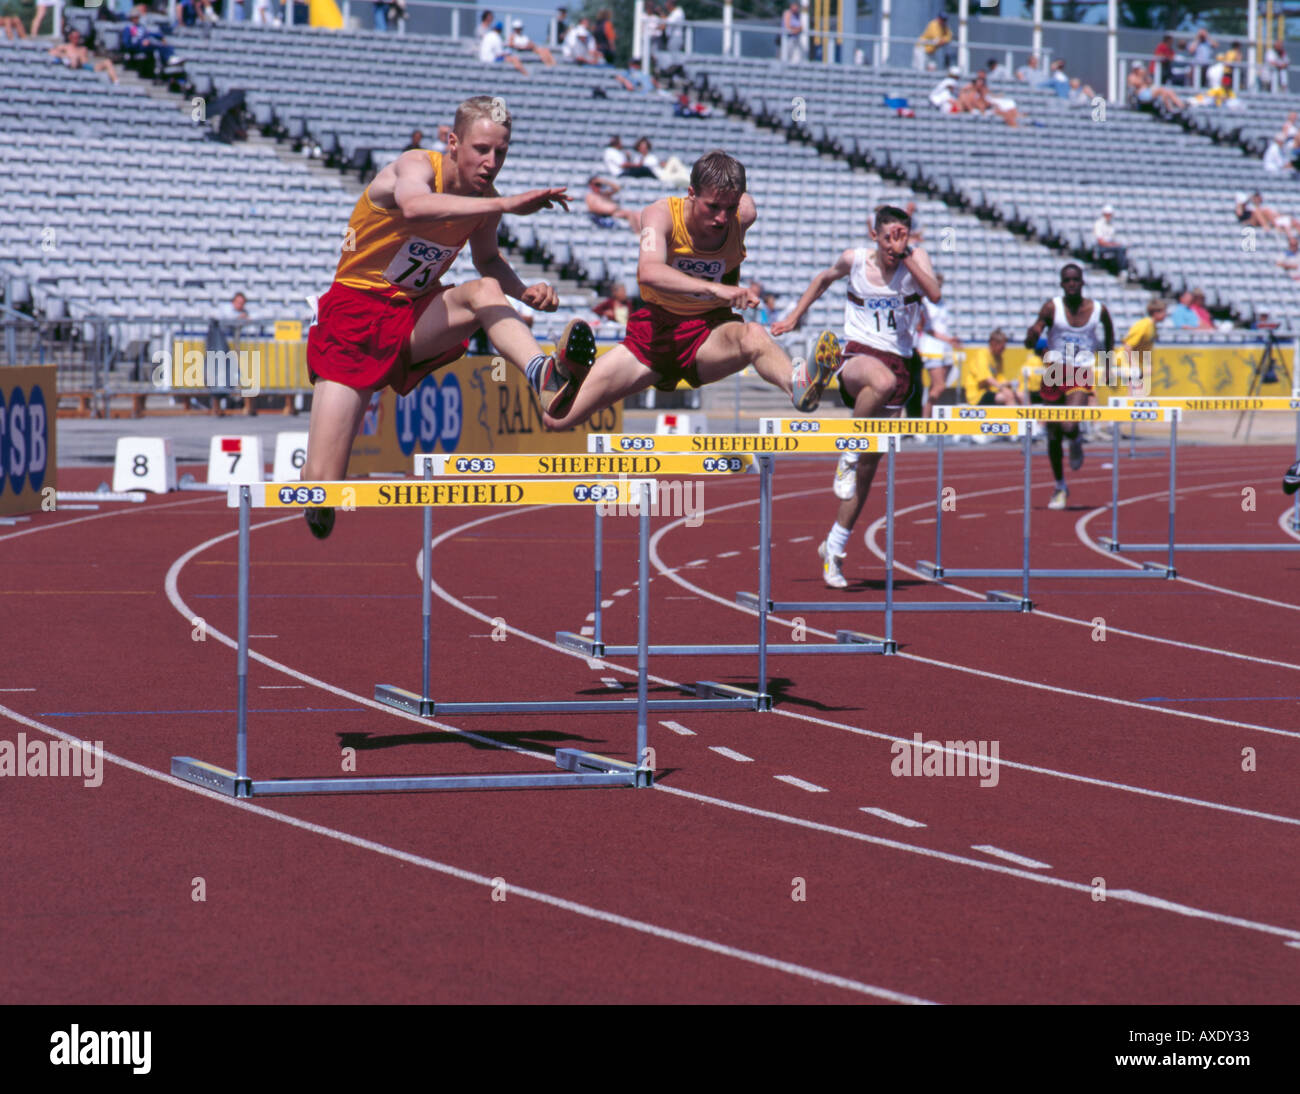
[
  {"xmin": 391, "ymin": 151, "xmax": 570, "ymax": 225},
  {"xmin": 468, "ymin": 215, "xmax": 559, "ymax": 310},
  {"xmin": 771, "ymin": 248, "xmax": 853, "ymax": 335},
  {"xmin": 1024, "ymin": 299, "xmax": 1054, "ymax": 349}
]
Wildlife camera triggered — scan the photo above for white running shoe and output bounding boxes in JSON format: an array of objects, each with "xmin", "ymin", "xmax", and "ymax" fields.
[
  {"xmin": 1048, "ymin": 487, "xmax": 1069, "ymax": 510},
  {"xmin": 832, "ymin": 452, "xmax": 859, "ymax": 499},
  {"xmin": 818, "ymin": 540, "xmax": 848, "ymax": 589}
]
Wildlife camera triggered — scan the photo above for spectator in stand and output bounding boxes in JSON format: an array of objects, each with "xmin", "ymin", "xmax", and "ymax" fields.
[
  {"xmin": 760, "ymin": 293, "xmax": 778, "ymax": 325},
  {"xmin": 1092, "ymin": 205, "xmax": 1127, "ymax": 277},
  {"xmin": 1263, "ymin": 133, "xmax": 1295, "ymax": 174},
  {"xmin": 1168, "ymin": 40, "xmax": 1192, "ymax": 86},
  {"xmin": 985, "ymin": 58, "xmax": 1011, "ymax": 82},
  {"xmin": 602, "ymin": 135, "xmax": 628, "ymax": 175},
  {"xmin": 431, "ymin": 123, "xmax": 451, "ymax": 153},
  {"xmin": 593, "ymin": 8, "xmax": 616, "ymax": 64},
  {"xmin": 404, "ymin": 129, "xmax": 424, "ymax": 151},
  {"xmin": 1189, "ymin": 289, "xmax": 1213, "ymax": 328},
  {"xmin": 1114, "ymin": 298, "xmax": 1167, "ymax": 394},
  {"xmin": 626, "ymin": 136, "xmax": 689, "ymax": 185},
  {"xmin": 1269, "ymin": 40, "xmax": 1290, "ymax": 91},
  {"xmin": 1128, "ymin": 62, "xmax": 1186, "ymax": 113},
  {"xmin": 1168, "ymin": 291, "xmax": 1201, "ymax": 329},
  {"xmin": 584, "ymin": 177, "xmax": 641, "ymax": 233},
  {"xmin": 1237, "ymin": 191, "xmax": 1299, "ymax": 251},
  {"xmin": 614, "ymin": 56, "xmax": 659, "ymax": 93},
  {"xmin": 663, "ymin": 0, "xmax": 685, "ymax": 52},
  {"xmin": 914, "ymin": 12, "xmax": 951, "ymax": 71},
  {"xmin": 1067, "ymin": 77, "xmax": 1095, "ymax": 106},
  {"xmin": 0, "ymin": 0, "xmax": 29, "ymax": 39},
  {"xmin": 592, "ymin": 281, "xmax": 631, "ymax": 333},
  {"xmin": 475, "ymin": 10, "xmax": 493, "ymax": 42},
  {"xmin": 563, "ymin": 17, "xmax": 602, "ymax": 64},
  {"xmin": 968, "ymin": 71, "xmax": 1020, "ymax": 126},
  {"xmin": 1191, "ymin": 28, "xmax": 1217, "ymax": 86},
  {"xmin": 1016, "ymin": 54, "xmax": 1043, "ymax": 84},
  {"xmin": 962, "ymin": 329, "xmax": 1024, "ymax": 408},
  {"xmin": 1153, "ymin": 34, "xmax": 1175, "ymax": 83},
  {"xmin": 120, "ymin": 9, "xmax": 180, "ymax": 75},
  {"xmin": 508, "ymin": 20, "xmax": 556, "ymax": 66},
  {"xmin": 479, "ymin": 21, "xmax": 529, "ymax": 77},
  {"xmin": 673, "ymin": 91, "xmax": 713, "ymax": 118},
  {"xmin": 219, "ymin": 292, "xmax": 250, "ymax": 322},
  {"xmin": 49, "ymin": 29, "xmax": 119, "ymax": 82},
  {"xmin": 554, "ymin": 6, "xmax": 569, "ymax": 44},
  {"xmin": 1047, "ymin": 58, "xmax": 1071, "ymax": 98},
  {"xmin": 929, "ymin": 66, "xmax": 963, "ymax": 113},
  {"xmin": 1216, "ymin": 40, "xmax": 1242, "ymax": 90},
  {"xmin": 643, "ymin": 1, "xmax": 664, "ymax": 53},
  {"xmin": 781, "ymin": 2, "xmax": 804, "ymax": 64}
]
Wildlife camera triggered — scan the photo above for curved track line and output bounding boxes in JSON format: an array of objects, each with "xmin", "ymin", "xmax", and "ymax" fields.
[
  {"xmin": 0, "ymin": 493, "xmax": 215, "ymax": 544},
  {"xmin": 0, "ymin": 701, "xmax": 930, "ymax": 1004}
]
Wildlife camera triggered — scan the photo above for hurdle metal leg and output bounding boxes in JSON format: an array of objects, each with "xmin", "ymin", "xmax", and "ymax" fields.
[{"xmin": 174, "ymin": 486, "xmax": 652, "ymax": 797}]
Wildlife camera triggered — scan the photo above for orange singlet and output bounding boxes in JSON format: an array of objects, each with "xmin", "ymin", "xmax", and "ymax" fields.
[{"xmin": 638, "ymin": 196, "xmax": 746, "ymax": 317}]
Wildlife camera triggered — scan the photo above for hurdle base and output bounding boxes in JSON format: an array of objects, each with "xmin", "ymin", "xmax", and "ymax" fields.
[
  {"xmin": 739, "ymin": 590, "xmax": 1026, "ymax": 613},
  {"xmin": 1105, "ymin": 538, "xmax": 1300, "ymax": 553},
  {"xmin": 556, "ymin": 631, "xmax": 604, "ymax": 657},
  {"xmin": 694, "ymin": 680, "xmax": 772, "ymax": 711},
  {"xmin": 987, "ymin": 591, "xmax": 1035, "ymax": 612},
  {"xmin": 171, "ymin": 751, "xmax": 647, "ymax": 796},
  {"xmin": 917, "ymin": 560, "xmax": 943, "ymax": 579},
  {"xmin": 374, "ymin": 683, "xmax": 756, "ymax": 714},
  {"xmin": 837, "ymin": 630, "xmax": 897, "ymax": 654}
]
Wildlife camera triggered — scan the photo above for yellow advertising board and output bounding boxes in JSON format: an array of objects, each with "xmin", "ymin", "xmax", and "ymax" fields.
[
  {"xmin": 0, "ymin": 366, "xmax": 57, "ymax": 515},
  {"xmin": 349, "ymin": 355, "xmax": 623, "ymax": 475}
]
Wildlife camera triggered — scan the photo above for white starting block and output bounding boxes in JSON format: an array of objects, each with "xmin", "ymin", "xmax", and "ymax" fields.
[
  {"xmin": 655, "ymin": 413, "xmax": 709, "ymax": 435},
  {"xmin": 272, "ymin": 432, "xmax": 310, "ymax": 482},
  {"xmin": 111, "ymin": 437, "xmax": 176, "ymax": 494},
  {"xmin": 207, "ymin": 435, "xmax": 265, "ymax": 486}
]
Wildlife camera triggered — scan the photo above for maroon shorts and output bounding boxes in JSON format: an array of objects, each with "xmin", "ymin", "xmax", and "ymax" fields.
[
  {"xmin": 623, "ymin": 304, "xmax": 742, "ymax": 392},
  {"xmin": 1038, "ymin": 379, "xmax": 1094, "ymax": 402},
  {"xmin": 838, "ymin": 342, "xmax": 913, "ymax": 411},
  {"xmin": 307, "ymin": 283, "xmax": 468, "ymax": 397}
]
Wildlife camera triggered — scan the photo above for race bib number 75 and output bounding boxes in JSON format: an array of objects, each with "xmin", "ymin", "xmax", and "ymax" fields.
[{"xmin": 382, "ymin": 237, "xmax": 460, "ymax": 294}]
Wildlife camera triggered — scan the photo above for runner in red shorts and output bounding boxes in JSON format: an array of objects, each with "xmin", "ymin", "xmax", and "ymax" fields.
[
  {"xmin": 302, "ymin": 95, "xmax": 596, "ymax": 538},
  {"xmin": 541, "ymin": 150, "xmax": 837, "ymax": 431},
  {"xmin": 1023, "ymin": 263, "xmax": 1114, "ymax": 510},
  {"xmin": 773, "ymin": 205, "xmax": 941, "ymax": 587}
]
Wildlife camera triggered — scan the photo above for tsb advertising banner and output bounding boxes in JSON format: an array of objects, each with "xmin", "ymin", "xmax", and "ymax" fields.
[
  {"xmin": 0, "ymin": 366, "xmax": 57, "ymax": 516},
  {"xmin": 349, "ymin": 355, "xmax": 623, "ymax": 474}
]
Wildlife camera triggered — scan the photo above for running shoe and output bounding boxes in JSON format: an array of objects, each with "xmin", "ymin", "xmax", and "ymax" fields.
[
  {"xmin": 1284, "ymin": 460, "xmax": 1300, "ymax": 496},
  {"xmin": 1047, "ymin": 487, "xmax": 1068, "ymax": 511},
  {"xmin": 304, "ymin": 506, "xmax": 335, "ymax": 540},
  {"xmin": 546, "ymin": 318, "xmax": 597, "ymax": 418},
  {"xmin": 791, "ymin": 330, "xmax": 840, "ymax": 413},
  {"xmin": 1068, "ymin": 431, "xmax": 1085, "ymax": 471},
  {"xmin": 832, "ymin": 452, "xmax": 859, "ymax": 499},
  {"xmin": 817, "ymin": 539, "xmax": 848, "ymax": 589}
]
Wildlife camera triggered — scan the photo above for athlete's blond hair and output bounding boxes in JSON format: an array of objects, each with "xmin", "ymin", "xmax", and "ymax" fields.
[{"xmin": 454, "ymin": 96, "xmax": 512, "ymax": 137}]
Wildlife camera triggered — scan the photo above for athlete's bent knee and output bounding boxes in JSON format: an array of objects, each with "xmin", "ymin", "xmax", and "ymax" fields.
[{"xmin": 469, "ymin": 276, "xmax": 506, "ymax": 310}]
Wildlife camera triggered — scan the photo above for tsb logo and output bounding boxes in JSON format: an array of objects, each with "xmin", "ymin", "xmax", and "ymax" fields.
[{"xmin": 673, "ymin": 257, "xmax": 724, "ymax": 280}]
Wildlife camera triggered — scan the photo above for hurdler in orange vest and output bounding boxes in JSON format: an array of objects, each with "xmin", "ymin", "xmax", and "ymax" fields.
[{"xmin": 301, "ymin": 96, "xmax": 597, "ymax": 539}]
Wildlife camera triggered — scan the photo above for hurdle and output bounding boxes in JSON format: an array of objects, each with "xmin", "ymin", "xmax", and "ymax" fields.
[
  {"xmin": 917, "ymin": 404, "xmax": 1182, "ymax": 583},
  {"xmin": 745, "ymin": 417, "xmax": 1036, "ymax": 616},
  {"xmin": 568, "ymin": 432, "xmax": 902, "ymax": 711},
  {"xmin": 1100, "ymin": 396, "xmax": 1300, "ymax": 554},
  {"xmin": 397, "ymin": 450, "xmax": 759, "ymax": 714},
  {"xmin": 171, "ymin": 478, "xmax": 659, "ymax": 797}
]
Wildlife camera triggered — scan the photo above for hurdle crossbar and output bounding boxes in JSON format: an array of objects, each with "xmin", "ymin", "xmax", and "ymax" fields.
[
  {"xmin": 171, "ymin": 479, "xmax": 659, "ymax": 798},
  {"xmin": 1100, "ymin": 396, "xmax": 1300, "ymax": 555}
]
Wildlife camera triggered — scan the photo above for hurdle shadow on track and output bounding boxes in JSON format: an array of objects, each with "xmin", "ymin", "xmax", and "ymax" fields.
[
  {"xmin": 337, "ymin": 729, "xmax": 609, "ymax": 752},
  {"xmin": 705, "ymin": 676, "xmax": 870, "ymax": 714}
]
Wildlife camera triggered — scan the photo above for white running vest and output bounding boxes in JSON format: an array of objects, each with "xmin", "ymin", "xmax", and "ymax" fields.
[
  {"xmin": 844, "ymin": 248, "xmax": 923, "ymax": 356},
  {"xmin": 1045, "ymin": 296, "xmax": 1102, "ymax": 367}
]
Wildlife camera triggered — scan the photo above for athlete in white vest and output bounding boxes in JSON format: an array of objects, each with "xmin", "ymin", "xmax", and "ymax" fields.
[
  {"xmin": 1024, "ymin": 263, "xmax": 1114, "ymax": 510},
  {"xmin": 773, "ymin": 205, "xmax": 941, "ymax": 587}
]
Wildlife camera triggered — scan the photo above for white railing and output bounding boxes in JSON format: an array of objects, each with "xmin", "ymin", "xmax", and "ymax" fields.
[{"xmin": 1116, "ymin": 48, "xmax": 1296, "ymax": 100}]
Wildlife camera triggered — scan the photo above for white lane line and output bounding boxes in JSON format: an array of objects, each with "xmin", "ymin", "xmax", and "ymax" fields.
[
  {"xmin": 685, "ymin": 559, "xmax": 708, "ymax": 567},
  {"xmin": 915, "ymin": 518, "xmax": 937, "ymax": 525},
  {"xmin": 601, "ymin": 677, "xmax": 623, "ymax": 690},
  {"xmin": 0, "ymin": 701, "xmax": 932, "ymax": 1006},
  {"xmin": 249, "ymin": 634, "xmax": 278, "ymax": 638},
  {"xmin": 718, "ymin": 550, "xmax": 741, "ymax": 558},
  {"xmin": 660, "ymin": 720, "xmax": 696, "ymax": 736},
  {"xmin": 789, "ymin": 536, "xmax": 814, "ymax": 543},
  {"xmin": 957, "ymin": 513, "xmax": 986, "ymax": 520},
  {"xmin": 709, "ymin": 746, "xmax": 753, "ymax": 762},
  {"xmin": 613, "ymin": 588, "xmax": 632, "ymax": 597},
  {"xmin": 585, "ymin": 658, "xmax": 604, "ymax": 670},
  {"xmin": 601, "ymin": 599, "xmax": 615, "ymax": 608},
  {"xmin": 972, "ymin": 845, "xmax": 1053, "ymax": 870},
  {"xmin": 774, "ymin": 775, "xmax": 829, "ymax": 793},
  {"xmin": 860, "ymin": 807, "xmax": 926, "ymax": 828},
  {"xmin": 1286, "ymin": 941, "xmax": 1300, "ymax": 950},
  {"xmin": 656, "ymin": 783, "xmax": 1300, "ymax": 945},
  {"xmin": 585, "ymin": 612, "xmax": 596, "ymax": 622},
  {"xmin": 464, "ymin": 595, "xmax": 497, "ymax": 600},
  {"xmin": 258, "ymin": 685, "xmax": 304, "ymax": 690},
  {"xmin": 0, "ymin": 493, "xmax": 214, "ymax": 544},
  {"xmin": 579, "ymin": 626, "xmax": 595, "ymax": 637},
  {"xmin": 0, "ymin": 688, "xmax": 36, "ymax": 692}
]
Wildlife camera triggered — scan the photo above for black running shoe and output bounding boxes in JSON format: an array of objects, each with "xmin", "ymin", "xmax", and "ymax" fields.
[
  {"xmin": 305, "ymin": 506, "xmax": 335, "ymax": 540},
  {"xmin": 548, "ymin": 318, "xmax": 597, "ymax": 418},
  {"xmin": 1284, "ymin": 461, "xmax": 1300, "ymax": 496}
]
